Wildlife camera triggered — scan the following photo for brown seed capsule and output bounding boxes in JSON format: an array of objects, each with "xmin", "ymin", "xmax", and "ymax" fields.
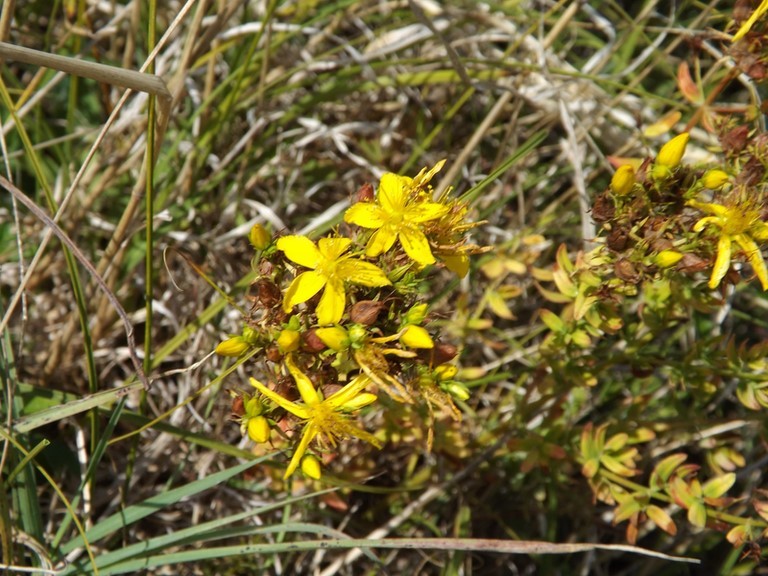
[
  {"xmin": 265, "ymin": 345, "xmax": 282, "ymax": 363},
  {"xmin": 302, "ymin": 329, "xmax": 327, "ymax": 353},
  {"xmin": 256, "ymin": 278, "xmax": 282, "ymax": 308},
  {"xmin": 259, "ymin": 259, "xmax": 274, "ymax": 276},
  {"xmin": 614, "ymin": 259, "xmax": 640, "ymax": 283},
  {"xmin": 356, "ymin": 182, "xmax": 374, "ymax": 202},
  {"xmin": 676, "ymin": 252, "xmax": 709, "ymax": 274},
  {"xmin": 606, "ymin": 227, "xmax": 629, "ymax": 252},
  {"xmin": 721, "ymin": 125, "xmax": 749, "ymax": 156},
  {"xmin": 431, "ymin": 342, "xmax": 458, "ymax": 365},
  {"xmin": 591, "ymin": 193, "xmax": 615, "ymax": 223},
  {"xmin": 349, "ymin": 300, "xmax": 387, "ymax": 325},
  {"xmin": 231, "ymin": 394, "xmax": 246, "ymax": 417}
]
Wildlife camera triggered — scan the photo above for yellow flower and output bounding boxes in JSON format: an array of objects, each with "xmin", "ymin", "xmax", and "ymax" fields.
[
  {"xmin": 249, "ymin": 354, "xmax": 380, "ymax": 479},
  {"xmin": 344, "ymin": 167, "xmax": 450, "ymax": 266},
  {"xmin": 688, "ymin": 200, "xmax": 768, "ymax": 290},
  {"xmin": 277, "ymin": 235, "xmax": 391, "ymax": 325}
]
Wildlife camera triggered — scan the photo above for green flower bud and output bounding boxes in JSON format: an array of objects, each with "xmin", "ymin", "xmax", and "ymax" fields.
[{"xmin": 443, "ymin": 381, "xmax": 470, "ymax": 402}]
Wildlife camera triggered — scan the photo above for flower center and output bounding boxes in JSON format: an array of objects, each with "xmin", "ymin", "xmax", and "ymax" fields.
[{"xmin": 723, "ymin": 208, "xmax": 758, "ymax": 236}]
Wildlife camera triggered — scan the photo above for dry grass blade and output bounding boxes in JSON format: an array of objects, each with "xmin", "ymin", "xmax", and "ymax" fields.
[{"xmin": 0, "ymin": 175, "xmax": 148, "ymax": 390}]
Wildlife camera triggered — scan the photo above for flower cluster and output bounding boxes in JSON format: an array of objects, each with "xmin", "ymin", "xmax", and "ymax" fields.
[{"xmin": 216, "ymin": 161, "xmax": 482, "ymax": 479}]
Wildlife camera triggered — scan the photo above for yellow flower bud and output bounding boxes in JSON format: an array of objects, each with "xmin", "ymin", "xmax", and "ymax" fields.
[
  {"xmin": 434, "ymin": 364, "xmax": 458, "ymax": 380},
  {"xmin": 301, "ymin": 455, "xmax": 322, "ymax": 479},
  {"xmin": 654, "ymin": 250, "xmax": 684, "ymax": 268},
  {"xmin": 276, "ymin": 329, "xmax": 300, "ymax": 353},
  {"xmin": 399, "ymin": 324, "xmax": 434, "ymax": 349},
  {"xmin": 249, "ymin": 223, "xmax": 271, "ymax": 250},
  {"xmin": 610, "ymin": 165, "xmax": 636, "ymax": 196},
  {"xmin": 247, "ymin": 416, "xmax": 271, "ymax": 443},
  {"xmin": 215, "ymin": 336, "xmax": 249, "ymax": 357},
  {"xmin": 656, "ymin": 133, "xmax": 689, "ymax": 169},
  {"xmin": 701, "ymin": 169, "xmax": 729, "ymax": 189},
  {"xmin": 315, "ymin": 326, "xmax": 350, "ymax": 351}
]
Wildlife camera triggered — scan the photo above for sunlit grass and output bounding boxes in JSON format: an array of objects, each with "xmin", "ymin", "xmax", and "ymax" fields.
[{"xmin": 2, "ymin": 0, "xmax": 767, "ymax": 574}]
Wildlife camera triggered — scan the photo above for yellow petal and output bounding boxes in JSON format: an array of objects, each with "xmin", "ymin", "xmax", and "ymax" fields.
[
  {"xmin": 692, "ymin": 216, "xmax": 721, "ymax": 234},
  {"xmin": 709, "ymin": 235, "xmax": 732, "ymax": 289},
  {"xmin": 411, "ymin": 159, "xmax": 446, "ymax": 189},
  {"xmin": 315, "ymin": 326, "xmax": 350, "ymax": 351},
  {"xmin": 338, "ymin": 392, "xmax": 378, "ymax": 411},
  {"xmin": 687, "ymin": 200, "xmax": 728, "ymax": 217},
  {"xmin": 317, "ymin": 236, "xmax": 352, "ymax": 261},
  {"xmin": 277, "ymin": 235, "xmax": 321, "ymax": 269},
  {"xmin": 732, "ymin": 0, "xmax": 768, "ymax": 42},
  {"xmin": 365, "ymin": 226, "xmax": 398, "ymax": 257},
  {"xmin": 285, "ymin": 354, "xmax": 321, "ymax": 406},
  {"xmin": 443, "ymin": 253, "xmax": 470, "ymax": 277},
  {"xmin": 249, "ymin": 377, "xmax": 309, "ymax": 418},
  {"xmin": 344, "ymin": 202, "xmax": 386, "ymax": 228},
  {"xmin": 752, "ymin": 222, "xmax": 768, "ymax": 242},
  {"xmin": 378, "ymin": 173, "xmax": 409, "ymax": 213},
  {"xmin": 405, "ymin": 200, "xmax": 450, "ymax": 223},
  {"xmin": 400, "ymin": 325, "xmax": 434, "ymax": 349},
  {"xmin": 399, "ymin": 226, "xmax": 435, "ymax": 265},
  {"xmin": 735, "ymin": 235, "xmax": 768, "ymax": 290},
  {"xmin": 336, "ymin": 260, "xmax": 391, "ymax": 287},
  {"xmin": 284, "ymin": 422, "xmax": 317, "ymax": 479},
  {"xmin": 656, "ymin": 133, "xmax": 689, "ymax": 169},
  {"xmin": 326, "ymin": 374, "xmax": 375, "ymax": 409},
  {"xmin": 283, "ymin": 270, "xmax": 326, "ymax": 312},
  {"xmin": 316, "ymin": 276, "xmax": 345, "ymax": 325}
]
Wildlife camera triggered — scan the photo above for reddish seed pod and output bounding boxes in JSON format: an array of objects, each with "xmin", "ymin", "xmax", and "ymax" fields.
[
  {"xmin": 231, "ymin": 394, "xmax": 246, "ymax": 417},
  {"xmin": 302, "ymin": 329, "xmax": 327, "ymax": 353},
  {"xmin": 256, "ymin": 278, "xmax": 282, "ymax": 308},
  {"xmin": 349, "ymin": 300, "xmax": 387, "ymax": 325},
  {"xmin": 259, "ymin": 259, "xmax": 274, "ymax": 276},
  {"xmin": 432, "ymin": 342, "xmax": 458, "ymax": 365},
  {"xmin": 265, "ymin": 345, "xmax": 282, "ymax": 363},
  {"xmin": 356, "ymin": 182, "xmax": 374, "ymax": 202}
]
